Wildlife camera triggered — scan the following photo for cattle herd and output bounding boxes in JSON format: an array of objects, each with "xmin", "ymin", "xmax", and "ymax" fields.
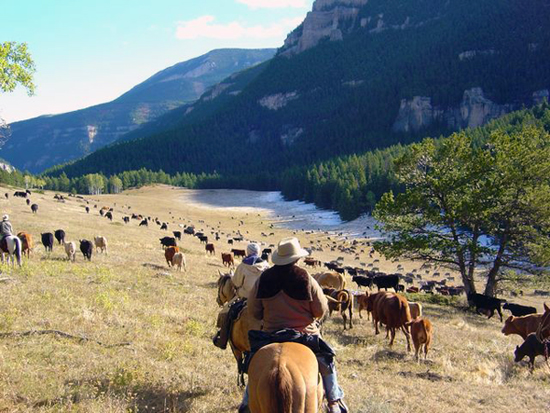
[{"xmin": 2, "ymin": 188, "xmax": 550, "ymax": 373}]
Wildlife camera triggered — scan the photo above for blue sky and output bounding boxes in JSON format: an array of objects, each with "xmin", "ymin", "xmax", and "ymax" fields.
[{"xmin": 0, "ymin": 0, "xmax": 313, "ymax": 123}]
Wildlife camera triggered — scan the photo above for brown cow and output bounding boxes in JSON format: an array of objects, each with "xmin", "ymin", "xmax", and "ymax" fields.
[
  {"xmin": 408, "ymin": 317, "xmax": 433, "ymax": 360},
  {"xmin": 501, "ymin": 314, "xmax": 543, "ymax": 340},
  {"xmin": 304, "ymin": 258, "xmax": 320, "ymax": 268},
  {"xmin": 313, "ymin": 272, "xmax": 346, "ymax": 290},
  {"xmin": 17, "ymin": 232, "xmax": 32, "ymax": 258},
  {"xmin": 222, "ymin": 253, "xmax": 235, "ymax": 268},
  {"xmin": 232, "ymin": 249, "xmax": 246, "ymax": 259},
  {"xmin": 356, "ymin": 292, "xmax": 370, "ymax": 320},
  {"xmin": 323, "ymin": 288, "xmax": 353, "ymax": 330},
  {"xmin": 165, "ymin": 246, "xmax": 180, "ymax": 267},
  {"xmin": 373, "ymin": 292, "xmax": 412, "ymax": 351},
  {"xmin": 409, "ymin": 302, "xmax": 423, "ymax": 320},
  {"xmin": 205, "ymin": 243, "xmax": 215, "ymax": 255}
]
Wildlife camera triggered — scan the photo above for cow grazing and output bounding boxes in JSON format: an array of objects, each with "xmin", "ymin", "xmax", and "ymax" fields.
[
  {"xmin": 184, "ymin": 226, "xmax": 195, "ymax": 235},
  {"xmin": 173, "ymin": 231, "xmax": 182, "ymax": 241},
  {"xmin": 172, "ymin": 252, "xmax": 186, "ymax": 272},
  {"xmin": 64, "ymin": 241, "xmax": 77, "ymax": 262},
  {"xmin": 304, "ymin": 258, "xmax": 320, "ymax": 268},
  {"xmin": 503, "ymin": 303, "xmax": 537, "ymax": 317},
  {"xmin": 514, "ymin": 333, "xmax": 550, "ymax": 371},
  {"xmin": 13, "ymin": 191, "xmax": 27, "ymax": 198},
  {"xmin": 199, "ymin": 235, "xmax": 208, "ymax": 244},
  {"xmin": 165, "ymin": 246, "xmax": 180, "ymax": 267},
  {"xmin": 86, "ymin": 206, "xmax": 90, "ymax": 213},
  {"xmin": 222, "ymin": 253, "xmax": 235, "ymax": 268},
  {"xmin": 123, "ymin": 216, "xmax": 130, "ymax": 224},
  {"xmin": 54, "ymin": 229, "xmax": 66, "ymax": 245},
  {"xmin": 468, "ymin": 293, "xmax": 504, "ymax": 322},
  {"xmin": 372, "ymin": 292, "xmax": 412, "ymax": 351},
  {"xmin": 314, "ymin": 272, "xmax": 346, "ymax": 291},
  {"xmin": 409, "ymin": 302, "xmax": 423, "ymax": 320},
  {"xmin": 26, "ymin": 199, "xmax": 30, "ymax": 206},
  {"xmin": 159, "ymin": 237, "xmax": 177, "ymax": 249},
  {"xmin": 94, "ymin": 236, "xmax": 108, "ymax": 254},
  {"xmin": 160, "ymin": 223, "xmax": 168, "ymax": 230},
  {"xmin": 408, "ymin": 317, "xmax": 433, "ymax": 360},
  {"xmin": 323, "ymin": 288, "xmax": 354, "ymax": 330},
  {"xmin": 139, "ymin": 219, "xmax": 148, "ymax": 227},
  {"xmin": 105, "ymin": 211, "xmax": 113, "ymax": 221},
  {"xmin": 373, "ymin": 274, "xmax": 399, "ymax": 292},
  {"xmin": 205, "ymin": 243, "xmax": 215, "ymax": 255},
  {"xmin": 232, "ymin": 249, "xmax": 246, "ymax": 259},
  {"xmin": 41, "ymin": 233, "xmax": 54, "ymax": 252},
  {"xmin": 501, "ymin": 314, "xmax": 543, "ymax": 340},
  {"xmin": 79, "ymin": 240, "xmax": 93, "ymax": 261},
  {"xmin": 17, "ymin": 232, "xmax": 33, "ymax": 258},
  {"xmin": 30, "ymin": 204, "xmax": 38, "ymax": 214}
]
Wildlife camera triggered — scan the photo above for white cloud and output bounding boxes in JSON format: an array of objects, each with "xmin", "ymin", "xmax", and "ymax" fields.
[
  {"xmin": 175, "ymin": 15, "xmax": 303, "ymax": 41},
  {"xmin": 236, "ymin": 0, "xmax": 308, "ymax": 9}
]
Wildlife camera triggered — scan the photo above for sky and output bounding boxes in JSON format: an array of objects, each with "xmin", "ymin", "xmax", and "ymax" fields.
[{"xmin": 0, "ymin": 0, "xmax": 314, "ymax": 123}]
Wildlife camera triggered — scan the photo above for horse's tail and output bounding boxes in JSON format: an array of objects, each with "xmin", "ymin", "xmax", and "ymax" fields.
[
  {"xmin": 14, "ymin": 237, "xmax": 22, "ymax": 266},
  {"xmin": 270, "ymin": 363, "xmax": 293, "ymax": 413}
]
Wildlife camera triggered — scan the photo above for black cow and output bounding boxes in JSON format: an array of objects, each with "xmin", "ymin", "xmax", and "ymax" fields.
[
  {"xmin": 514, "ymin": 333, "xmax": 550, "ymax": 370},
  {"xmin": 26, "ymin": 199, "xmax": 30, "ymax": 205},
  {"xmin": 105, "ymin": 211, "xmax": 113, "ymax": 221},
  {"xmin": 160, "ymin": 223, "xmax": 168, "ymax": 230},
  {"xmin": 26, "ymin": 189, "xmax": 31, "ymax": 195},
  {"xmin": 30, "ymin": 204, "xmax": 38, "ymax": 214},
  {"xmin": 85, "ymin": 206, "xmax": 90, "ymax": 214},
  {"xmin": 352, "ymin": 275, "xmax": 373, "ymax": 288},
  {"xmin": 373, "ymin": 274, "xmax": 399, "ymax": 292},
  {"xmin": 173, "ymin": 231, "xmax": 182, "ymax": 240},
  {"xmin": 159, "ymin": 237, "xmax": 177, "ymax": 248},
  {"xmin": 79, "ymin": 239, "xmax": 93, "ymax": 261},
  {"xmin": 14, "ymin": 191, "xmax": 27, "ymax": 198},
  {"xmin": 467, "ymin": 293, "xmax": 505, "ymax": 322},
  {"xmin": 199, "ymin": 235, "xmax": 208, "ymax": 244},
  {"xmin": 139, "ymin": 219, "xmax": 148, "ymax": 227},
  {"xmin": 123, "ymin": 217, "xmax": 130, "ymax": 224},
  {"xmin": 54, "ymin": 229, "xmax": 66, "ymax": 245},
  {"xmin": 503, "ymin": 303, "xmax": 537, "ymax": 317},
  {"xmin": 41, "ymin": 233, "xmax": 54, "ymax": 252},
  {"xmin": 184, "ymin": 227, "xmax": 195, "ymax": 235},
  {"xmin": 262, "ymin": 248, "xmax": 273, "ymax": 256}
]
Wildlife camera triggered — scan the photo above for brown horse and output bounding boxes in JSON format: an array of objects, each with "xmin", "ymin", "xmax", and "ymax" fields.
[
  {"xmin": 248, "ymin": 342, "xmax": 323, "ymax": 413},
  {"xmin": 216, "ymin": 271, "xmax": 254, "ymax": 385},
  {"xmin": 536, "ymin": 303, "xmax": 550, "ymax": 341}
]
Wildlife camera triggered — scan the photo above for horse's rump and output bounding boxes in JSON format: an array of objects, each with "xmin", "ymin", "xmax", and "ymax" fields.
[{"xmin": 248, "ymin": 342, "xmax": 322, "ymax": 413}]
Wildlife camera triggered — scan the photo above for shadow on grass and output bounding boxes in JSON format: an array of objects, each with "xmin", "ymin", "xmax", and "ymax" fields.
[
  {"xmin": 372, "ymin": 349, "xmax": 408, "ymax": 361},
  {"xmin": 142, "ymin": 263, "xmax": 167, "ymax": 271},
  {"xmin": 398, "ymin": 369, "xmax": 454, "ymax": 382}
]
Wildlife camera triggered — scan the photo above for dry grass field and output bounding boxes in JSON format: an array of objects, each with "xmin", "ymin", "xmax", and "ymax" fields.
[{"xmin": 0, "ymin": 184, "xmax": 548, "ymax": 413}]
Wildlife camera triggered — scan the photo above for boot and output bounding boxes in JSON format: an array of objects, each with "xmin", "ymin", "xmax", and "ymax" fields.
[
  {"xmin": 327, "ymin": 399, "xmax": 348, "ymax": 413},
  {"xmin": 213, "ymin": 312, "xmax": 231, "ymax": 349}
]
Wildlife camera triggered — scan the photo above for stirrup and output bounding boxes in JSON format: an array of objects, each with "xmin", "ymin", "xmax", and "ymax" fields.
[{"xmin": 212, "ymin": 332, "xmax": 227, "ymax": 350}]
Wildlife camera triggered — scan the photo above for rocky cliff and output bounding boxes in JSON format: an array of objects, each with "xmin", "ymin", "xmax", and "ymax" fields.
[{"xmin": 392, "ymin": 88, "xmax": 549, "ymax": 133}]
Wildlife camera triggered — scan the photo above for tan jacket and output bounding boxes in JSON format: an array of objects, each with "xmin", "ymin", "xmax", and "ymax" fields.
[
  {"xmin": 248, "ymin": 264, "xmax": 328, "ymax": 336},
  {"xmin": 232, "ymin": 259, "xmax": 269, "ymax": 299}
]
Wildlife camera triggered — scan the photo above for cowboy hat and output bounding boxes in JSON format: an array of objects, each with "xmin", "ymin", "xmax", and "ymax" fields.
[
  {"xmin": 2, "ymin": 215, "xmax": 8, "ymax": 221},
  {"xmin": 271, "ymin": 237, "xmax": 309, "ymax": 266}
]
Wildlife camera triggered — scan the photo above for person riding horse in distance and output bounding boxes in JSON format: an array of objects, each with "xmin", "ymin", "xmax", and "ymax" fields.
[
  {"xmin": 241, "ymin": 237, "xmax": 348, "ymax": 413},
  {"xmin": 0, "ymin": 215, "xmax": 14, "ymax": 248}
]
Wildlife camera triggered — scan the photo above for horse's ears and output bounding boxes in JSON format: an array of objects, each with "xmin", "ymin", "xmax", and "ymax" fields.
[{"xmin": 218, "ymin": 270, "xmax": 223, "ymax": 277}]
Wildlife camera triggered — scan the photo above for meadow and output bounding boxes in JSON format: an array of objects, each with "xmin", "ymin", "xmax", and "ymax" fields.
[{"xmin": 0, "ymin": 185, "xmax": 548, "ymax": 412}]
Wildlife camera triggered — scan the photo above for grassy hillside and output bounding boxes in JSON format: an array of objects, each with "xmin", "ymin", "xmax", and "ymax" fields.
[{"xmin": 0, "ymin": 185, "xmax": 548, "ymax": 412}]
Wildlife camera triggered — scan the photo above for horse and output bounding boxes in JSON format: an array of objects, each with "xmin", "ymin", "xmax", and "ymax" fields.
[
  {"xmin": 0, "ymin": 235, "xmax": 22, "ymax": 267},
  {"xmin": 248, "ymin": 342, "xmax": 323, "ymax": 413},
  {"xmin": 536, "ymin": 303, "xmax": 550, "ymax": 341},
  {"xmin": 216, "ymin": 271, "xmax": 254, "ymax": 385}
]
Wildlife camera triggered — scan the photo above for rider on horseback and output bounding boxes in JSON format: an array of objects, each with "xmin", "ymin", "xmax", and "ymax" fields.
[
  {"xmin": 0, "ymin": 215, "xmax": 13, "ymax": 250},
  {"xmin": 213, "ymin": 243, "xmax": 269, "ymax": 349},
  {"xmin": 240, "ymin": 237, "xmax": 348, "ymax": 413}
]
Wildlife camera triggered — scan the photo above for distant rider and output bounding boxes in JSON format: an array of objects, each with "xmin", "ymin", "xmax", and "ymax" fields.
[
  {"xmin": 213, "ymin": 243, "xmax": 269, "ymax": 349},
  {"xmin": 0, "ymin": 215, "xmax": 14, "ymax": 251}
]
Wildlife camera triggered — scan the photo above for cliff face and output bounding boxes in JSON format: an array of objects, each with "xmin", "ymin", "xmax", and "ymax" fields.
[
  {"xmin": 281, "ymin": 0, "xmax": 368, "ymax": 56},
  {"xmin": 392, "ymin": 88, "xmax": 549, "ymax": 133}
]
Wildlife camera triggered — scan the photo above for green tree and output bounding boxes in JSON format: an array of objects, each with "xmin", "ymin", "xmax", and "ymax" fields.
[
  {"xmin": 108, "ymin": 176, "xmax": 123, "ymax": 194},
  {"xmin": 374, "ymin": 126, "xmax": 550, "ymax": 300}
]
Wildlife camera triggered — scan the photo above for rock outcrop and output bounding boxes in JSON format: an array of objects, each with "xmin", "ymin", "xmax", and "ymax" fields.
[
  {"xmin": 281, "ymin": 0, "xmax": 368, "ymax": 56},
  {"xmin": 392, "ymin": 87, "xmax": 545, "ymax": 133}
]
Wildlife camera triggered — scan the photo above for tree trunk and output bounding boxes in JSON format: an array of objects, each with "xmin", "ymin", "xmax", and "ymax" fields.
[
  {"xmin": 460, "ymin": 271, "xmax": 477, "ymax": 305},
  {"xmin": 484, "ymin": 266, "xmax": 500, "ymax": 297}
]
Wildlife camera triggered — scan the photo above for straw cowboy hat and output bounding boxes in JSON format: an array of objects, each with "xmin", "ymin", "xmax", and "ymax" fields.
[{"xmin": 271, "ymin": 237, "xmax": 309, "ymax": 266}]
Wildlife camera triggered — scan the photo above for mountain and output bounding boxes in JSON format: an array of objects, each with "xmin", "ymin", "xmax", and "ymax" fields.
[
  {"xmin": 51, "ymin": 0, "xmax": 550, "ymax": 181},
  {"xmin": 2, "ymin": 48, "xmax": 275, "ymax": 173}
]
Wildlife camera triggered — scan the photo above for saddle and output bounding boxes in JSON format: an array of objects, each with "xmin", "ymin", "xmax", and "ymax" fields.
[{"xmin": 243, "ymin": 328, "xmax": 335, "ymax": 374}]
